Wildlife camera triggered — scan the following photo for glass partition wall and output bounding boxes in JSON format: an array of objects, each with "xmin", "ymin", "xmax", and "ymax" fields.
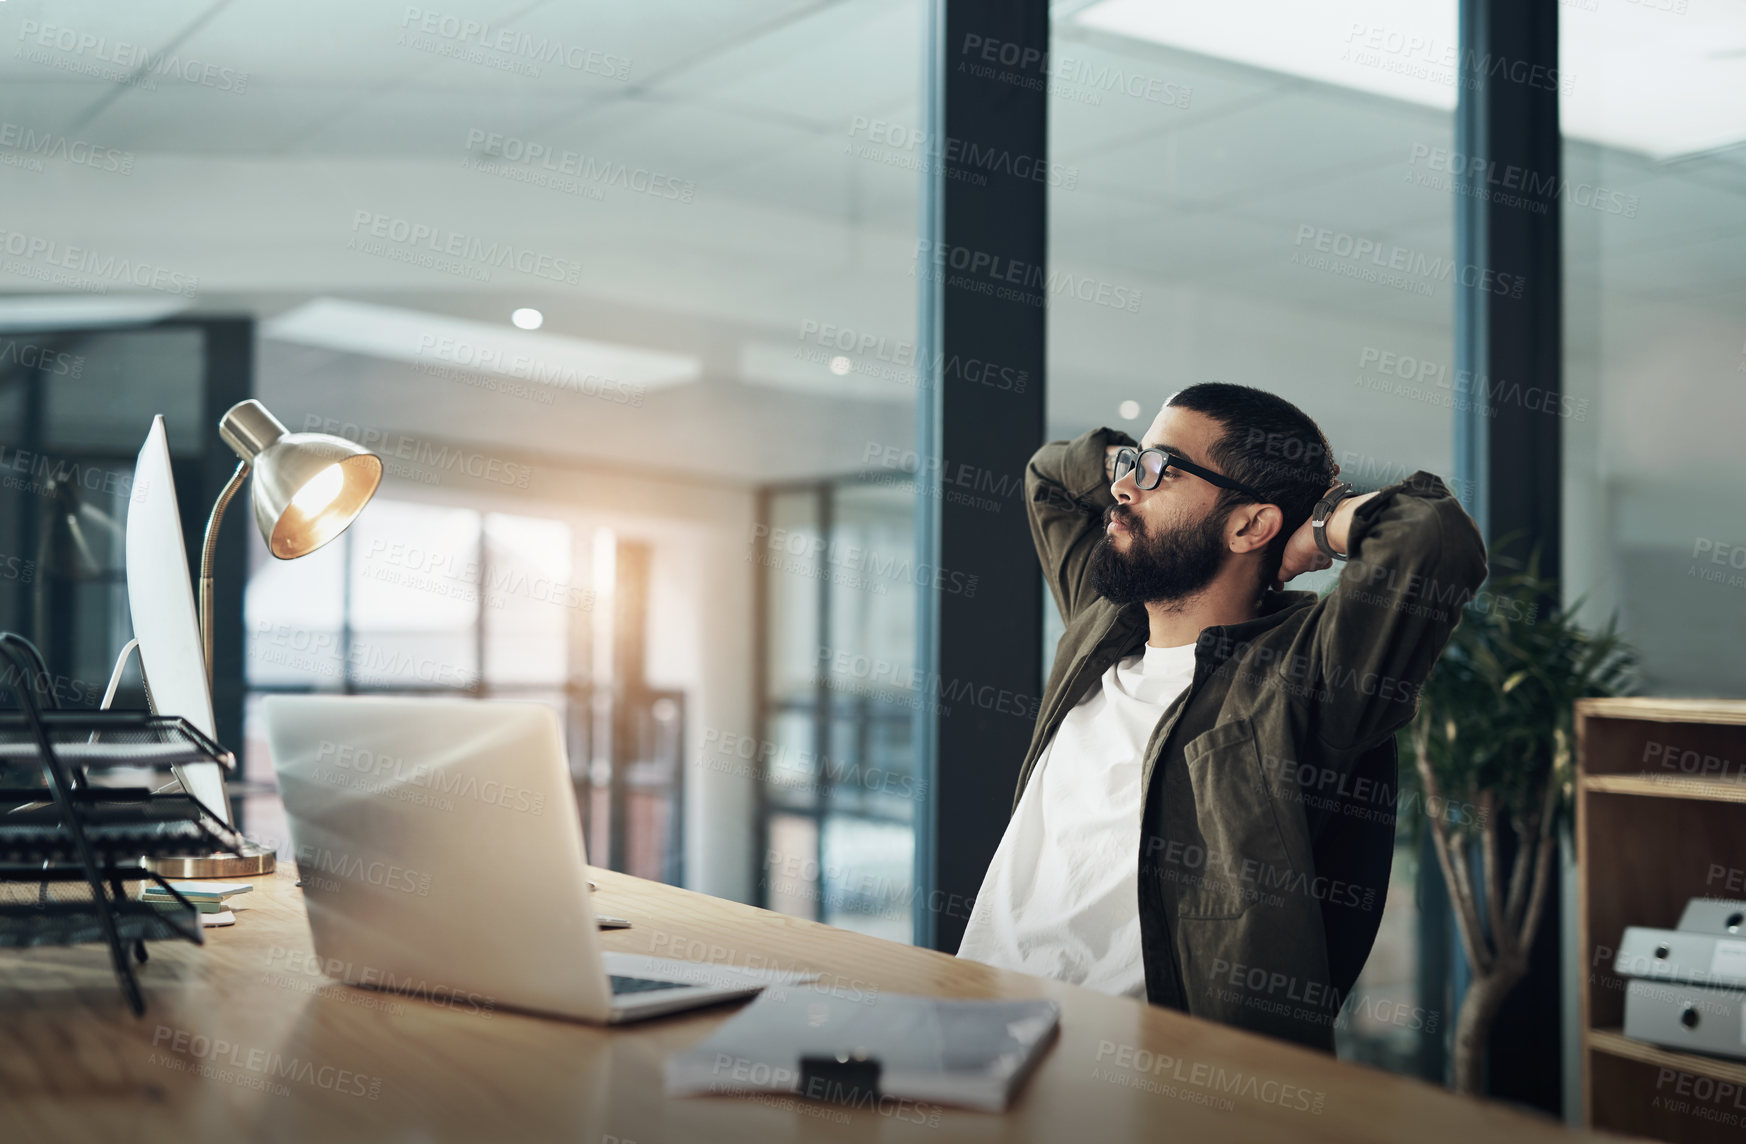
[
  {"xmin": 0, "ymin": 0, "xmax": 925, "ymax": 905},
  {"xmin": 1560, "ymin": 4, "xmax": 1746, "ymax": 696},
  {"xmin": 1558, "ymin": 3, "xmax": 1746, "ymax": 1121},
  {"xmin": 1047, "ymin": 1, "xmax": 1465, "ymax": 1074}
]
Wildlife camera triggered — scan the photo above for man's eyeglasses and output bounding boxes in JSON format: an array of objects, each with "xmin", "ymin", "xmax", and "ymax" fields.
[{"xmin": 1112, "ymin": 446, "xmax": 1266, "ymax": 500}]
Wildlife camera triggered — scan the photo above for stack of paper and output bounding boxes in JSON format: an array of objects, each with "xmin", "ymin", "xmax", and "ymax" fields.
[{"xmin": 141, "ymin": 881, "xmax": 252, "ymax": 927}]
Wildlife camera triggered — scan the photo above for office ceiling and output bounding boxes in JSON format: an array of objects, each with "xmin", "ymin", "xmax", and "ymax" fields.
[{"xmin": 0, "ymin": 0, "xmax": 1741, "ymax": 487}]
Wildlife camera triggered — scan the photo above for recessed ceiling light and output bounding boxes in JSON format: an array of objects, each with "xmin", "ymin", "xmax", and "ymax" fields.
[
  {"xmin": 1119, "ymin": 400, "xmax": 1142, "ymax": 420},
  {"xmin": 511, "ymin": 307, "xmax": 543, "ymax": 330},
  {"xmin": 736, "ymin": 340, "xmax": 908, "ymax": 404}
]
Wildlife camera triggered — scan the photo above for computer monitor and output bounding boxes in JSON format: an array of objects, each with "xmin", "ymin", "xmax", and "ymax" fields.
[{"xmin": 125, "ymin": 415, "xmax": 229, "ymax": 823}]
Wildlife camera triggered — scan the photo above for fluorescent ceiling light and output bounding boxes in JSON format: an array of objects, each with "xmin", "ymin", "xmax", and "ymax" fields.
[
  {"xmin": 0, "ymin": 294, "xmax": 190, "ymax": 331},
  {"xmin": 1076, "ymin": 0, "xmax": 1746, "ymax": 159},
  {"xmin": 264, "ymin": 298, "xmax": 700, "ymax": 391}
]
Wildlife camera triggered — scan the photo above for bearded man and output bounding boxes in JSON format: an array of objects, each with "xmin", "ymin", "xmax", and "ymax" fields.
[{"xmin": 956, "ymin": 382, "xmax": 1486, "ymax": 1052}]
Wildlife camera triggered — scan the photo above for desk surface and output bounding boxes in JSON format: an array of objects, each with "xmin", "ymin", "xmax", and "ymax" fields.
[{"xmin": 3, "ymin": 863, "xmax": 1612, "ymax": 1144}]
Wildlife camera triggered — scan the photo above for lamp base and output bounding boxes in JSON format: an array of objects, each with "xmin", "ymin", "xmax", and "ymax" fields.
[{"xmin": 144, "ymin": 841, "xmax": 276, "ymax": 879}]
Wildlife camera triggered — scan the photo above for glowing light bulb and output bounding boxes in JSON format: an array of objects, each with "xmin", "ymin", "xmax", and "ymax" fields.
[{"xmin": 290, "ymin": 463, "xmax": 344, "ymax": 515}]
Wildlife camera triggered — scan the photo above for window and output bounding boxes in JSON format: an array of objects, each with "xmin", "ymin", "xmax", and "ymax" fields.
[{"xmin": 242, "ymin": 498, "xmax": 683, "ymax": 883}]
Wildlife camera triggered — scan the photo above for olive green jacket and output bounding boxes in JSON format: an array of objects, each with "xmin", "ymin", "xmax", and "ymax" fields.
[{"xmin": 1021, "ymin": 427, "xmax": 1486, "ymax": 1052}]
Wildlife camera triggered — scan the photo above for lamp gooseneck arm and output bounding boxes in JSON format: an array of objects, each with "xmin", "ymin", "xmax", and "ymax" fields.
[{"xmin": 199, "ymin": 460, "xmax": 250, "ymax": 687}]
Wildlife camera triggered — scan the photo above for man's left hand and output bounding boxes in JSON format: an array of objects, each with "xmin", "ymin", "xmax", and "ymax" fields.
[
  {"xmin": 1276, "ymin": 514, "xmax": 1336, "ymax": 586},
  {"xmin": 1276, "ymin": 472, "xmax": 1379, "ymax": 587}
]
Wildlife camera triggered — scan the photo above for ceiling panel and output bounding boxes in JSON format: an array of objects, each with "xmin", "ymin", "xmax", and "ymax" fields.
[
  {"xmin": 1076, "ymin": 87, "xmax": 1449, "ymax": 210},
  {"xmin": 835, "ymin": 99, "xmax": 925, "ymax": 233},
  {"xmin": 172, "ymin": 0, "xmax": 507, "ymax": 85},
  {"xmin": 1593, "ymin": 230, "xmax": 1746, "ymax": 302},
  {"xmin": 0, "ymin": 79, "xmax": 113, "ymax": 138},
  {"xmin": 1056, "ymin": 197, "xmax": 1328, "ymax": 289},
  {"xmin": 1587, "ymin": 171, "xmax": 1746, "ymax": 254},
  {"xmin": 1234, "ymin": 157, "xmax": 1450, "ymax": 236},
  {"xmin": 1564, "ymin": 139, "xmax": 1664, "ymax": 192},
  {"xmin": 293, "ymin": 85, "xmax": 591, "ymax": 156},
  {"xmin": 77, "ymin": 81, "xmax": 362, "ymax": 153},
  {"xmin": 552, "ymin": 95, "xmax": 815, "ymax": 185},
  {"xmin": 1217, "ymin": 256, "xmax": 1453, "ymax": 329},
  {"xmin": 712, "ymin": 132, "xmax": 886, "ymax": 232},
  {"xmin": 0, "ymin": 0, "xmax": 212, "ymax": 81},
  {"xmin": 658, "ymin": 0, "xmax": 919, "ymax": 131},
  {"xmin": 170, "ymin": 0, "xmax": 796, "ymax": 94},
  {"xmin": 503, "ymin": 0, "xmax": 821, "ymax": 93},
  {"xmin": 1191, "ymin": 210, "xmax": 1456, "ymax": 332},
  {"xmin": 1049, "ymin": 36, "xmax": 1284, "ymax": 159}
]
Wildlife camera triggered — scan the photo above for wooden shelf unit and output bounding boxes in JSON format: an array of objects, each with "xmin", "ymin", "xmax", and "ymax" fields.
[{"xmin": 1576, "ymin": 697, "xmax": 1746, "ymax": 1143}]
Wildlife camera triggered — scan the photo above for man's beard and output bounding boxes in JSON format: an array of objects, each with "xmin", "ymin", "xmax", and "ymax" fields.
[{"xmin": 1089, "ymin": 503, "xmax": 1229, "ymax": 606}]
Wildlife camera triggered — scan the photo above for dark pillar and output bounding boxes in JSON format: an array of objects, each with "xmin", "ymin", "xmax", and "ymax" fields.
[
  {"xmin": 913, "ymin": 0, "xmax": 1049, "ymax": 952},
  {"xmin": 1453, "ymin": 0, "xmax": 1564, "ymax": 1114}
]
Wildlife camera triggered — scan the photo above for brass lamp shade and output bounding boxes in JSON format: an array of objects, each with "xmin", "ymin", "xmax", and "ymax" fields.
[{"xmin": 218, "ymin": 400, "xmax": 382, "ymax": 558}]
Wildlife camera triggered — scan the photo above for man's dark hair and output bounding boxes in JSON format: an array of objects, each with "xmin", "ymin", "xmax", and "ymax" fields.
[{"xmin": 1166, "ymin": 382, "xmax": 1335, "ymax": 588}]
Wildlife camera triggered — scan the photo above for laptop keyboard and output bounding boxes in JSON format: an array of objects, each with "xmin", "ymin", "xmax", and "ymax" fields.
[{"xmin": 609, "ymin": 974, "xmax": 691, "ymax": 996}]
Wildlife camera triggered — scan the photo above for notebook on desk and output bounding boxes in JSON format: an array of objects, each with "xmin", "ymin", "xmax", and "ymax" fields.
[{"xmin": 665, "ymin": 989, "xmax": 1061, "ymax": 1112}]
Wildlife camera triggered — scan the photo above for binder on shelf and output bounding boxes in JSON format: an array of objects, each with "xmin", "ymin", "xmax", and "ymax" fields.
[
  {"xmin": 665, "ymin": 989, "xmax": 1060, "ymax": 1113},
  {"xmin": 1677, "ymin": 899, "xmax": 1746, "ymax": 936},
  {"xmin": 1615, "ymin": 926, "xmax": 1746, "ymax": 991},
  {"xmin": 1623, "ymin": 979, "xmax": 1746, "ymax": 1061}
]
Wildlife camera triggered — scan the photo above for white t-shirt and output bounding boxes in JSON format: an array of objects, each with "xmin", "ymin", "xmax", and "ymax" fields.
[{"xmin": 956, "ymin": 640, "xmax": 1197, "ymax": 997}]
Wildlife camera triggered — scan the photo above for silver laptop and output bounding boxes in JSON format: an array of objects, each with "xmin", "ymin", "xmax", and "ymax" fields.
[{"xmin": 261, "ymin": 694, "xmax": 816, "ymax": 1023}]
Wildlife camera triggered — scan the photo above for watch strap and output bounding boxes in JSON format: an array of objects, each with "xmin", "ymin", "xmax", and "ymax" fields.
[{"xmin": 1311, "ymin": 482, "xmax": 1356, "ymax": 562}]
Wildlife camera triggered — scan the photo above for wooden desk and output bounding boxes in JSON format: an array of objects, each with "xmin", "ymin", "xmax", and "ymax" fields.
[{"xmin": 3, "ymin": 862, "xmax": 1614, "ymax": 1144}]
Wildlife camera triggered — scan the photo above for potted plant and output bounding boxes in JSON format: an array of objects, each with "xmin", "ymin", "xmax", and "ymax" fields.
[{"xmin": 1403, "ymin": 563, "xmax": 1635, "ymax": 1094}]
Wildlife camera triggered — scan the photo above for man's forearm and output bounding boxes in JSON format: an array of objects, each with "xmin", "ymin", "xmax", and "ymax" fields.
[
  {"xmin": 1300, "ymin": 472, "xmax": 1487, "ymax": 749},
  {"xmin": 1320, "ymin": 491, "xmax": 1379, "ymax": 557},
  {"xmin": 1029, "ymin": 428, "xmax": 1136, "ymax": 623}
]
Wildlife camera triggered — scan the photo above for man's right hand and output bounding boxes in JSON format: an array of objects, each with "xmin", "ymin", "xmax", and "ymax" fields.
[{"xmin": 1104, "ymin": 443, "xmax": 1127, "ymax": 483}]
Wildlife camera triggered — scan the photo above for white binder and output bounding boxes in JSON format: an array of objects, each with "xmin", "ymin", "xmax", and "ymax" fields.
[
  {"xmin": 1623, "ymin": 979, "xmax": 1746, "ymax": 1061},
  {"xmin": 1616, "ymin": 926, "xmax": 1746, "ymax": 990},
  {"xmin": 1677, "ymin": 899, "xmax": 1746, "ymax": 936}
]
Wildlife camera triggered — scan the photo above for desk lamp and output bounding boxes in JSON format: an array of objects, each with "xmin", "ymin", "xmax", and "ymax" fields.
[
  {"xmin": 150, "ymin": 399, "xmax": 382, "ymax": 878},
  {"xmin": 200, "ymin": 400, "xmax": 383, "ymax": 679}
]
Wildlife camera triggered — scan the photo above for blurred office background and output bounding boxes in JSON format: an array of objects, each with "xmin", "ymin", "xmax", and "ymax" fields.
[{"xmin": 0, "ymin": 0, "xmax": 1741, "ymax": 1109}]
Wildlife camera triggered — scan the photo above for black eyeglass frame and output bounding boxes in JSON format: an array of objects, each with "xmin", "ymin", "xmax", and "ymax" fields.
[{"xmin": 1112, "ymin": 446, "xmax": 1267, "ymax": 501}]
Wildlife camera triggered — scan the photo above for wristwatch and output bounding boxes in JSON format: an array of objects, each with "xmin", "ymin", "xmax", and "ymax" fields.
[{"xmin": 1311, "ymin": 482, "xmax": 1357, "ymax": 562}]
